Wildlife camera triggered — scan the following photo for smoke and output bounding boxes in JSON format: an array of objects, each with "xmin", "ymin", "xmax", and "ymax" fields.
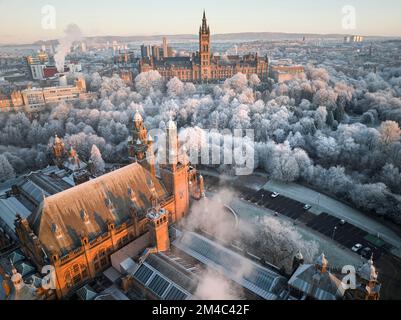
[
  {"xmin": 180, "ymin": 187, "xmax": 319, "ymax": 298},
  {"xmin": 182, "ymin": 189, "xmax": 248, "ymax": 244},
  {"xmin": 194, "ymin": 269, "xmax": 240, "ymax": 300},
  {"xmin": 55, "ymin": 24, "xmax": 83, "ymax": 72},
  {"xmin": 181, "ymin": 189, "xmax": 254, "ymax": 300}
]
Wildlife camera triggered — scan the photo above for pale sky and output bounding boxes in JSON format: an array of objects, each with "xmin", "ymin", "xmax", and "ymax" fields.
[{"xmin": 0, "ymin": 0, "xmax": 400, "ymax": 44}]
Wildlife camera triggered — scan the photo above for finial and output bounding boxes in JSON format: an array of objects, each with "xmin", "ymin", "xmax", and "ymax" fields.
[{"xmin": 134, "ymin": 109, "xmax": 143, "ymax": 122}]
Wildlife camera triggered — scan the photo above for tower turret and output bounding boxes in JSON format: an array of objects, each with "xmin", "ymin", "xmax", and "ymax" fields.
[
  {"xmin": 146, "ymin": 134, "xmax": 156, "ymax": 178},
  {"xmin": 292, "ymin": 251, "xmax": 304, "ymax": 274},
  {"xmin": 159, "ymin": 118, "xmax": 190, "ymax": 222},
  {"xmin": 147, "ymin": 206, "xmax": 170, "ymax": 252},
  {"xmin": 128, "ymin": 110, "xmax": 149, "ymax": 162},
  {"xmin": 11, "ymin": 266, "xmax": 24, "ymax": 292},
  {"xmin": 199, "ymin": 10, "xmax": 211, "ymax": 82},
  {"xmin": 356, "ymin": 256, "xmax": 381, "ymax": 300},
  {"xmin": 52, "ymin": 135, "xmax": 66, "ymax": 167},
  {"xmin": 315, "ymin": 253, "xmax": 328, "ymax": 273}
]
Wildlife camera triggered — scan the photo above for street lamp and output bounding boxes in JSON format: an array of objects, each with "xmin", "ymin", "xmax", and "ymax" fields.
[{"xmin": 332, "ymin": 226, "xmax": 338, "ymax": 240}]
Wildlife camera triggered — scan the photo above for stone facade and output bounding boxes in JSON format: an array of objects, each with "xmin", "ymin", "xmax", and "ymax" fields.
[{"xmin": 139, "ymin": 11, "xmax": 269, "ymax": 82}]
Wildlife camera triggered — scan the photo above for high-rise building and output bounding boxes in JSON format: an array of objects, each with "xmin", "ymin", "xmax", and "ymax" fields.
[
  {"xmin": 162, "ymin": 37, "xmax": 168, "ymax": 58},
  {"xmin": 140, "ymin": 44, "xmax": 152, "ymax": 59}
]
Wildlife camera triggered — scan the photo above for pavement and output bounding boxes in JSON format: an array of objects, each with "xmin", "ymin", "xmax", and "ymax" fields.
[{"xmin": 264, "ymin": 180, "xmax": 401, "ymax": 258}]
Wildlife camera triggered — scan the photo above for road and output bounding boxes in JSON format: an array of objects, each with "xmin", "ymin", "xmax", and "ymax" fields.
[{"xmin": 264, "ymin": 180, "xmax": 401, "ymax": 257}]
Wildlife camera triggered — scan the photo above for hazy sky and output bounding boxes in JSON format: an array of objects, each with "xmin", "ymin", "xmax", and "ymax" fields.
[{"xmin": 1, "ymin": 0, "xmax": 400, "ymax": 43}]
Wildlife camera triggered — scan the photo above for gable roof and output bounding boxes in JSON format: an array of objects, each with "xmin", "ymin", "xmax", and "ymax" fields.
[{"xmin": 28, "ymin": 163, "xmax": 168, "ymax": 255}]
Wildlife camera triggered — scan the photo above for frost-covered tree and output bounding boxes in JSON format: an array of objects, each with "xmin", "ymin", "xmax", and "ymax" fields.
[
  {"xmin": 167, "ymin": 77, "xmax": 184, "ymax": 97},
  {"xmin": 135, "ymin": 70, "xmax": 163, "ymax": 96},
  {"xmin": 379, "ymin": 120, "xmax": 401, "ymax": 145},
  {"xmin": 90, "ymin": 144, "xmax": 105, "ymax": 175},
  {"xmin": 250, "ymin": 216, "xmax": 319, "ymax": 272},
  {"xmin": 249, "ymin": 74, "xmax": 261, "ymax": 88},
  {"xmin": 0, "ymin": 154, "xmax": 15, "ymax": 182}
]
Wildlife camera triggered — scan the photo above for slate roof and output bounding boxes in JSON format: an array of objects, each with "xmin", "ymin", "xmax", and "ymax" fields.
[
  {"xmin": 28, "ymin": 163, "xmax": 168, "ymax": 255},
  {"xmin": 0, "ymin": 198, "xmax": 31, "ymax": 232},
  {"xmin": 154, "ymin": 57, "xmax": 193, "ymax": 69}
]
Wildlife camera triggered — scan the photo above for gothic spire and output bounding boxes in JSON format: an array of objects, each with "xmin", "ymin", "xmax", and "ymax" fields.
[{"xmin": 201, "ymin": 10, "xmax": 208, "ymax": 34}]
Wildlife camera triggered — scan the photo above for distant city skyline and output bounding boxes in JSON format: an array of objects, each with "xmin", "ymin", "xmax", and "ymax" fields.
[{"xmin": 1, "ymin": 0, "xmax": 401, "ymax": 44}]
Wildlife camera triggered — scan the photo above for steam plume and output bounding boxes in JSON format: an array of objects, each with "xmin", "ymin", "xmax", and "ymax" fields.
[{"xmin": 55, "ymin": 24, "xmax": 82, "ymax": 72}]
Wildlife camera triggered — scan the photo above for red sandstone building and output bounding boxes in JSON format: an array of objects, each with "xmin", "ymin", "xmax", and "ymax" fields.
[
  {"xmin": 14, "ymin": 113, "xmax": 204, "ymax": 299},
  {"xmin": 139, "ymin": 11, "xmax": 269, "ymax": 82}
]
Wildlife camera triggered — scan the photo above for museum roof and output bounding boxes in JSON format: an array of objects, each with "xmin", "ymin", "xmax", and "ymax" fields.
[{"xmin": 28, "ymin": 163, "xmax": 168, "ymax": 255}]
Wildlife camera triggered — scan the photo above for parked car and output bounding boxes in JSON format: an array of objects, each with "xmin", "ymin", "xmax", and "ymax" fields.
[
  {"xmin": 352, "ymin": 243, "xmax": 363, "ymax": 252},
  {"xmin": 271, "ymin": 192, "xmax": 280, "ymax": 198},
  {"xmin": 303, "ymin": 204, "xmax": 312, "ymax": 210},
  {"xmin": 340, "ymin": 219, "xmax": 346, "ymax": 225},
  {"xmin": 361, "ymin": 247, "xmax": 372, "ymax": 259}
]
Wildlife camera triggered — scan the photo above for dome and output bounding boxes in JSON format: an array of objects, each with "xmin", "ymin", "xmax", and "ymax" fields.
[
  {"xmin": 69, "ymin": 147, "xmax": 77, "ymax": 158},
  {"xmin": 54, "ymin": 134, "xmax": 62, "ymax": 144},
  {"xmin": 315, "ymin": 253, "xmax": 328, "ymax": 267},
  {"xmin": 358, "ymin": 257, "xmax": 378, "ymax": 281},
  {"xmin": 11, "ymin": 267, "xmax": 24, "ymax": 291},
  {"xmin": 134, "ymin": 110, "xmax": 143, "ymax": 122},
  {"xmin": 295, "ymin": 252, "xmax": 304, "ymax": 260}
]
